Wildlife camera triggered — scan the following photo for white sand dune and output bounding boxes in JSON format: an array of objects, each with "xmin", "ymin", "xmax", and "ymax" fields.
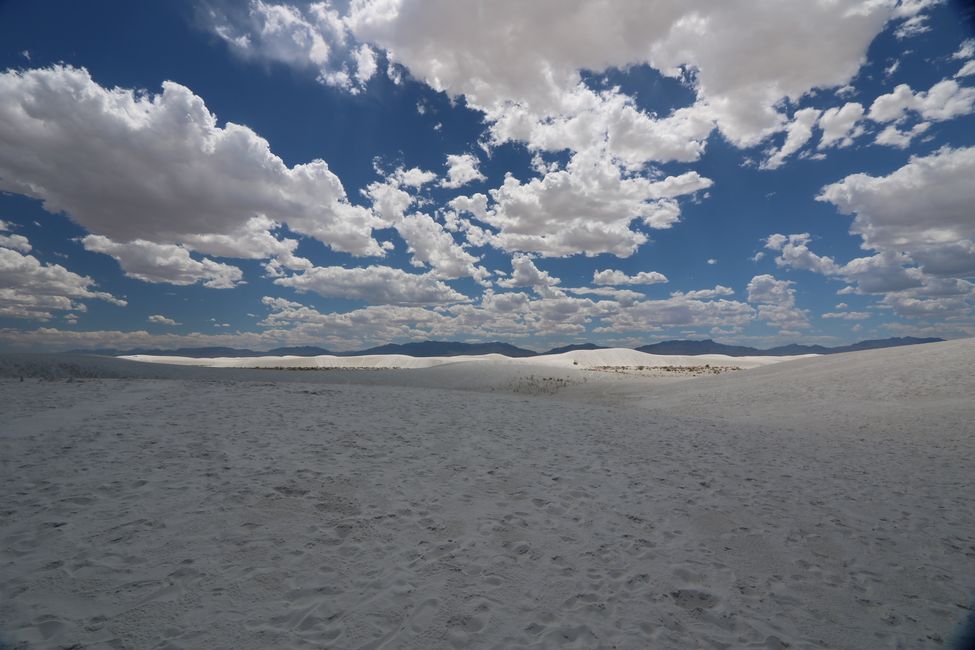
[
  {"xmin": 1, "ymin": 340, "xmax": 973, "ymax": 649},
  {"xmin": 119, "ymin": 352, "xmax": 513, "ymax": 369},
  {"xmin": 120, "ymin": 347, "xmax": 813, "ymax": 370},
  {"xmin": 503, "ymin": 347, "xmax": 813, "ymax": 369}
]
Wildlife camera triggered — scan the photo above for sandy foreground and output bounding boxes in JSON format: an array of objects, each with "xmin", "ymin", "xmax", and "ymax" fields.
[{"xmin": 1, "ymin": 341, "xmax": 973, "ymax": 649}]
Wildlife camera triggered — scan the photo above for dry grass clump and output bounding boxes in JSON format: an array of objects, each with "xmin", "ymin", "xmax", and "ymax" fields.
[
  {"xmin": 588, "ymin": 364, "xmax": 741, "ymax": 377},
  {"xmin": 500, "ymin": 374, "xmax": 575, "ymax": 395},
  {"xmin": 245, "ymin": 366, "xmax": 395, "ymax": 371}
]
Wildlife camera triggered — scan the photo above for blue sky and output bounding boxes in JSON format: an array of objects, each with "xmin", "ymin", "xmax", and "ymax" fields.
[{"xmin": 1, "ymin": 0, "xmax": 974, "ymax": 352}]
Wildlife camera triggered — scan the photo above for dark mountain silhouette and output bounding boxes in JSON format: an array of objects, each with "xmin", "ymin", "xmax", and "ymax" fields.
[
  {"xmin": 70, "ymin": 342, "xmax": 534, "ymax": 357},
  {"xmin": 542, "ymin": 343, "xmax": 609, "ymax": 355},
  {"xmin": 828, "ymin": 337, "xmax": 944, "ymax": 353},
  {"xmin": 637, "ymin": 336, "xmax": 943, "ymax": 357},
  {"xmin": 71, "ymin": 336, "xmax": 943, "ymax": 358},
  {"xmin": 346, "ymin": 340, "xmax": 538, "ymax": 357},
  {"xmin": 263, "ymin": 346, "xmax": 333, "ymax": 356},
  {"xmin": 68, "ymin": 346, "xmax": 264, "ymax": 358},
  {"xmin": 636, "ymin": 340, "xmax": 760, "ymax": 356}
]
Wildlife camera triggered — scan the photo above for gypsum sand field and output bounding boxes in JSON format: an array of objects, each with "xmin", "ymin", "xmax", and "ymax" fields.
[{"xmin": 0, "ymin": 340, "xmax": 973, "ymax": 649}]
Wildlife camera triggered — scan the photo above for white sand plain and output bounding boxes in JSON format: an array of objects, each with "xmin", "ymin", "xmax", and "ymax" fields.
[
  {"xmin": 1, "ymin": 340, "xmax": 973, "ymax": 649},
  {"xmin": 119, "ymin": 348, "xmax": 811, "ymax": 370}
]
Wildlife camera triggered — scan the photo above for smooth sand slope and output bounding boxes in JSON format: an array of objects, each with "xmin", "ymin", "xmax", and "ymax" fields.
[{"xmin": 1, "ymin": 340, "xmax": 973, "ymax": 648}]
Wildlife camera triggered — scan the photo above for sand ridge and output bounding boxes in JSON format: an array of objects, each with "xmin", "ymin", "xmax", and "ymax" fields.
[{"xmin": 118, "ymin": 347, "xmax": 815, "ymax": 371}]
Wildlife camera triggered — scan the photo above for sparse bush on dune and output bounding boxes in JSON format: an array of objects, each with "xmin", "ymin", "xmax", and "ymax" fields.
[
  {"xmin": 587, "ymin": 365, "xmax": 741, "ymax": 377},
  {"xmin": 245, "ymin": 366, "xmax": 395, "ymax": 371},
  {"xmin": 503, "ymin": 375, "xmax": 574, "ymax": 396}
]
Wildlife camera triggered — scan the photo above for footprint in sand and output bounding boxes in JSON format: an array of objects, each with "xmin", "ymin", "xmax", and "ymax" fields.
[
  {"xmin": 410, "ymin": 597, "xmax": 440, "ymax": 632},
  {"xmin": 670, "ymin": 589, "xmax": 718, "ymax": 610}
]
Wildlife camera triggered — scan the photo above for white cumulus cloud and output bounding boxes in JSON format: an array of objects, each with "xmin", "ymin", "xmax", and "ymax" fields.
[
  {"xmin": 592, "ymin": 269, "xmax": 668, "ymax": 286},
  {"xmin": 0, "ymin": 65, "xmax": 385, "ymax": 275},
  {"xmin": 273, "ymin": 265, "xmax": 468, "ymax": 305},
  {"xmin": 762, "ymin": 108, "xmax": 821, "ymax": 169},
  {"xmin": 0, "ymin": 244, "xmax": 125, "ymax": 320},
  {"xmin": 868, "ymin": 79, "xmax": 975, "ymax": 124},
  {"xmin": 457, "ymin": 149, "xmax": 711, "ymax": 258},
  {"xmin": 441, "ymin": 154, "xmax": 486, "ymax": 189},
  {"xmin": 818, "ymin": 145, "xmax": 975, "ymax": 277},
  {"xmin": 818, "ymin": 102, "xmax": 865, "ymax": 148},
  {"xmin": 747, "ymin": 274, "xmax": 810, "ymax": 331},
  {"xmin": 82, "ymin": 236, "xmax": 244, "ymax": 289},
  {"xmin": 148, "ymin": 314, "xmax": 180, "ymax": 326}
]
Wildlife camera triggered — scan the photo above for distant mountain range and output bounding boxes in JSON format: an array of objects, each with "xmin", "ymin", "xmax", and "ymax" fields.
[
  {"xmin": 72, "ymin": 340, "xmax": 535, "ymax": 358},
  {"xmin": 68, "ymin": 346, "xmax": 332, "ymax": 358},
  {"xmin": 348, "ymin": 341, "xmax": 537, "ymax": 357},
  {"xmin": 71, "ymin": 336, "xmax": 944, "ymax": 358},
  {"xmin": 542, "ymin": 342, "xmax": 608, "ymax": 355},
  {"xmin": 635, "ymin": 336, "xmax": 944, "ymax": 356}
]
